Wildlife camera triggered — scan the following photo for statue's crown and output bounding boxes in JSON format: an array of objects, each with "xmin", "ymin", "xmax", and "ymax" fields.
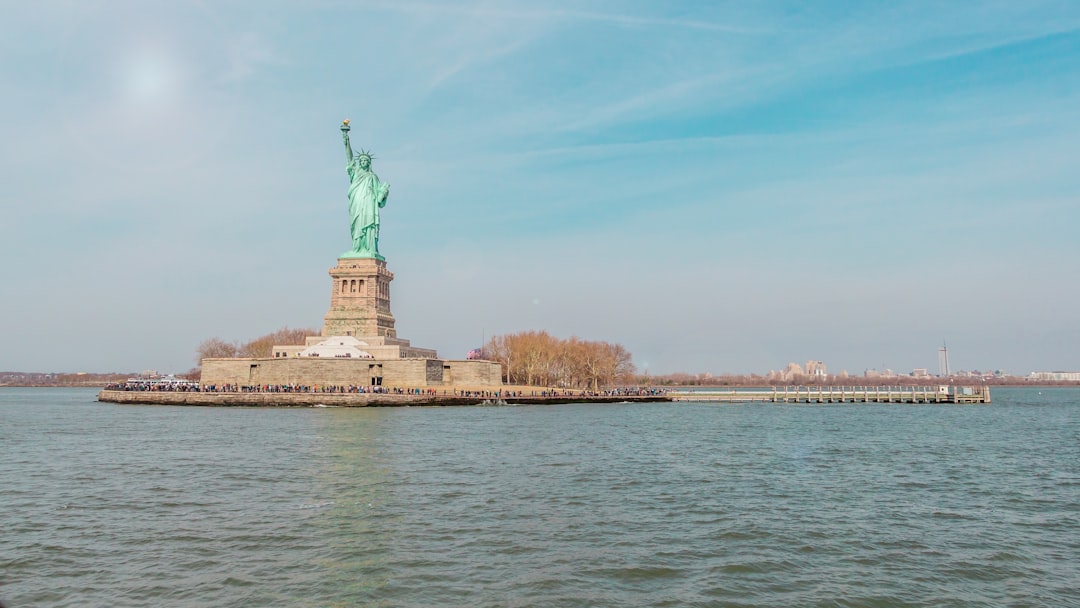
[{"xmin": 355, "ymin": 149, "xmax": 374, "ymax": 160}]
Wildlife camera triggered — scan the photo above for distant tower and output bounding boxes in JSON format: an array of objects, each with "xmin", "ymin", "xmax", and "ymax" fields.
[{"xmin": 938, "ymin": 342, "xmax": 950, "ymax": 377}]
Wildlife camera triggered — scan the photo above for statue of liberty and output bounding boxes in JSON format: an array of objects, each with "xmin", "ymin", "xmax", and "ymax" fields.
[{"xmin": 340, "ymin": 119, "xmax": 389, "ymax": 259}]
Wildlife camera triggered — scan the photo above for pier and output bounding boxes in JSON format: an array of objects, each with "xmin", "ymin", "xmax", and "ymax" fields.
[{"xmin": 669, "ymin": 385, "xmax": 990, "ymax": 404}]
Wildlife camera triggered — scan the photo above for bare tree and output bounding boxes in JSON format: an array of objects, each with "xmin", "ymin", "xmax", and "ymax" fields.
[
  {"xmin": 196, "ymin": 327, "xmax": 316, "ymax": 365},
  {"xmin": 196, "ymin": 337, "xmax": 239, "ymax": 364},
  {"xmin": 484, "ymin": 330, "xmax": 636, "ymax": 389},
  {"xmin": 239, "ymin": 327, "xmax": 316, "ymax": 358}
]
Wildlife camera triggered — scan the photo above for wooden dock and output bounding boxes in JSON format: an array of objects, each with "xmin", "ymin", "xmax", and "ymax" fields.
[{"xmin": 669, "ymin": 385, "xmax": 990, "ymax": 404}]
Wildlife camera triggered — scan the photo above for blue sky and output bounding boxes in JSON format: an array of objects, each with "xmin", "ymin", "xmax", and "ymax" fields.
[{"xmin": 2, "ymin": 1, "xmax": 1078, "ymax": 376}]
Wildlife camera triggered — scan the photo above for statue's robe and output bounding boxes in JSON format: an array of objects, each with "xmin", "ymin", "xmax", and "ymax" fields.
[{"xmin": 346, "ymin": 161, "xmax": 389, "ymax": 254}]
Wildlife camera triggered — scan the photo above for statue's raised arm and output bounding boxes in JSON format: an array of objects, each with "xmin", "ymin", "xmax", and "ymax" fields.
[{"xmin": 341, "ymin": 119, "xmax": 354, "ymax": 165}]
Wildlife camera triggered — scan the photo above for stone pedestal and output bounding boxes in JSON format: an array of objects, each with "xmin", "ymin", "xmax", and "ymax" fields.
[
  {"xmin": 322, "ymin": 257, "xmax": 397, "ymax": 338},
  {"xmin": 209, "ymin": 254, "xmax": 503, "ymax": 388}
]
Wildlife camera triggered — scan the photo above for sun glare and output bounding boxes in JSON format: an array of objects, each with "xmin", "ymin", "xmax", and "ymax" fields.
[{"xmin": 119, "ymin": 52, "xmax": 180, "ymax": 104}]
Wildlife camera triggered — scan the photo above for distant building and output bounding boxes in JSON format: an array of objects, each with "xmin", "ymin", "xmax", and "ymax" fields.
[
  {"xmin": 912, "ymin": 368, "xmax": 930, "ymax": 378},
  {"xmin": 805, "ymin": 360, "xmax": 827, "ymax": 377},
  {"xmin": 1029, "ymin": 371, "xmax": 1080, "ymax": 382}
]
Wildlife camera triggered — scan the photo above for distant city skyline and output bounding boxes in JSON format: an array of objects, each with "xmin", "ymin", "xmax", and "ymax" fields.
[
  {"xmin": 1, "ymin": 2, "xmax": 1078, "ymax": 375},
  {"xmin": 764, "ymin": 356, "xmax": 1027, "ymax": 381}
]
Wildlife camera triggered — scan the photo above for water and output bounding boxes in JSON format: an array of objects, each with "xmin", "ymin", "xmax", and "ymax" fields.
[{"xmin": 1, "ymin": 387, "xmax": 1077, "ymax": 607}]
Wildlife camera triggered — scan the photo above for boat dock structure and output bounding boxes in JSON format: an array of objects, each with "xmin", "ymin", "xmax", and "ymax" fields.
[{"xmin": 669, "ymin": 385, "xmax": 990, "ymax": 404}]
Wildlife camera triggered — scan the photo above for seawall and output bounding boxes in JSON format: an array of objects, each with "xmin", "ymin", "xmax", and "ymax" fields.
[{"xmin": 96, "ymin": 390, "xmax": 671, "ymax": 407}]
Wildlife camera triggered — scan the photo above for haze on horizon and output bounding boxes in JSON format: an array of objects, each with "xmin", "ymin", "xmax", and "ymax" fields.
[{"xmin": 1, "ymin": 2, "xmax": 1077, "ymax": 377}]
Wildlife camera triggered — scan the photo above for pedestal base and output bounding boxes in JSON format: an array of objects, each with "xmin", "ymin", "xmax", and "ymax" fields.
[{"xmin": 322, "ymin": 257, "xmax": 396, "ymax": 339}]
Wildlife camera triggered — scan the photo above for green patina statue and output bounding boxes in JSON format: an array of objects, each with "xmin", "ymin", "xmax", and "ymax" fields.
[{"xmin": 340, "ymin": 119, "xmax": 390, "ymax": 259}]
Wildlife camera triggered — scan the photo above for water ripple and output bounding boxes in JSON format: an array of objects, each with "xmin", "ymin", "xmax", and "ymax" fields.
[{"xmin": 1, "ymin": 387, "xmax": 1078, "ymax": 607}]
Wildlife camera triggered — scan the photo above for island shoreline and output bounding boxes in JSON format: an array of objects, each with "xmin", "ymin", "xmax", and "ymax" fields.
[{"xmin": 96, "ymin": 389, "xmax": 671, "ymax": 407}]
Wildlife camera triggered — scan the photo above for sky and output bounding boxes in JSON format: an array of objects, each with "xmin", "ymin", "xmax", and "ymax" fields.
[{"xmin": 1, "ymin": 1, "xmax": 1078, "ymax": 376}]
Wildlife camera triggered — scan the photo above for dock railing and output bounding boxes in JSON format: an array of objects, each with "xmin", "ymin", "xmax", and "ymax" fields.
[{"xmin": 669, "ymin": 385, "xmax": 990, "ymax": 404}]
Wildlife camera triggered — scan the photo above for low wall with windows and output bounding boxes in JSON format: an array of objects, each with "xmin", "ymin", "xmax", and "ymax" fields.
[
  {"xmin": 200, "ymin": 357, "xmax": 502, "ymax": 388},
  {"xmin": 447, "ymin": 360, "xmax": 503, "ymax": 386}
]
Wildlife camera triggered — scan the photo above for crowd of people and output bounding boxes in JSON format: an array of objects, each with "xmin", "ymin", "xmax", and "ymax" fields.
[
  {"xmin": 105, "ymin": 381, "xmax": 200, "ymax": 392},
  {"xmin": 202, "ymin": 384, "xmax": 400, "ymax": 394},
  {"xmin": 107, "ymin": 382, "xmax": 422, "ymax": 394},
  {"xmin": 104, "ymin": 382, "xmax": 669, "ymax": 399},
  {"xmin": 526, "ymin": 387, "xmax": 670, "ymax": 398}
]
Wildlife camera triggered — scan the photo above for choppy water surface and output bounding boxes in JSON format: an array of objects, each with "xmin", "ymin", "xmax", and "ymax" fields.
[{"xmin": 1, "ymin": 387, "xmax": 1078, "ymax": 607}]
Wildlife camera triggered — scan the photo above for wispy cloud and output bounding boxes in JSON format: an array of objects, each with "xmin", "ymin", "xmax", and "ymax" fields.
[{"xmin": 2, "ymin": 1, "xmax": 1078, "ymax": 374}]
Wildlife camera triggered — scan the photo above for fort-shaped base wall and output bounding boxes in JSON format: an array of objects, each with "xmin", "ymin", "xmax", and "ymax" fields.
[{"xmin": 201, "ymin": 357, "xmax": 502, "ymax": 388}]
